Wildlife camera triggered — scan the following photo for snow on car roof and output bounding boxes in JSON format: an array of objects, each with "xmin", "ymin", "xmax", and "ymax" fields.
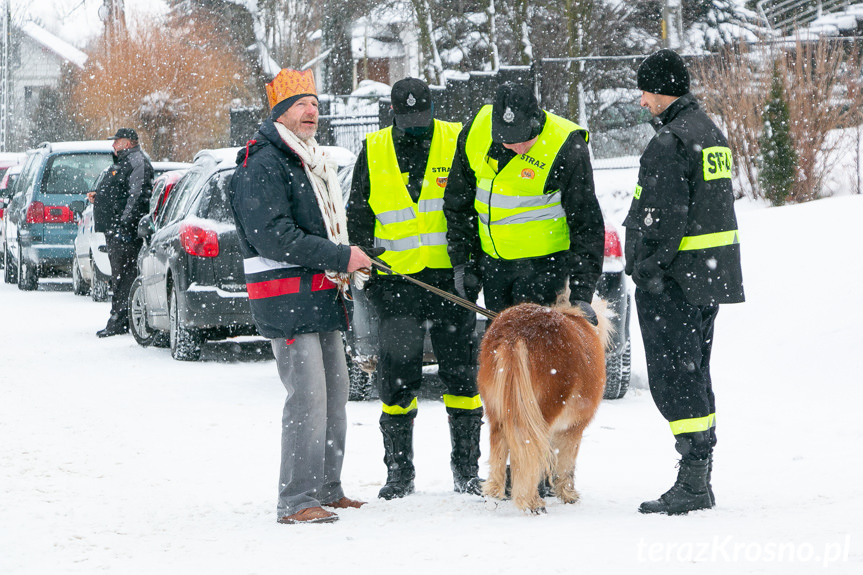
[
  {"xmin": 193, "ymin": 148, "xmax": 241, "ymax": 167},
  {"xmin": 29, "ymin": 141, "xmax": 115, "ymax": 154}
]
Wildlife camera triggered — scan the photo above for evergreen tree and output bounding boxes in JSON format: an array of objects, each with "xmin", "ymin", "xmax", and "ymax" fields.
[{"xmin": 758, "ymin": 64, "xmax": 797, "ymax": 206}]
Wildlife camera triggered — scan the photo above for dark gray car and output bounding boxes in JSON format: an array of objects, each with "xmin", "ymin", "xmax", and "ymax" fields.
[{"xmin": 128, "ymin": 149, "xmax": 256, "ymax": 360}]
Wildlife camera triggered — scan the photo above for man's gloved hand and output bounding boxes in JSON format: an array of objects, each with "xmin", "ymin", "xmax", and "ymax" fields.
[
  {"xmin": 572, "ymin": 299, "xmax": 598, "ymax": 326},
  {"xmin": 454, "ymin": 264, "xmax": 467, "ymax": 299}
]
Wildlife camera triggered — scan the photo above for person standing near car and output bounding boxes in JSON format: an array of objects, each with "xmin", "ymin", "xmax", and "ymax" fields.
[
  {"xmin": 229, "ymin": 68, "xmax": 372, "ymax": 525},
  {"xmin": 625, "ymin": 49, "xmax": 745, "ymax": 515},
  {"xmin": 347, "ymin": 77, "xmax": 484, "ymax": 499},
  {"xmin": 443, "ymin": 82, "xmax": 604, "ymax": 318},
  {"xmin": 88, "ymin": 128, "xmax": 153, "ymax": 338}
]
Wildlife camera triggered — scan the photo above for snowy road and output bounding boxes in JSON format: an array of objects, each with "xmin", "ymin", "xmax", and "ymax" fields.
[{"xmin": 1, "ymin": 195, "xmax": 862, "ymax": 574}]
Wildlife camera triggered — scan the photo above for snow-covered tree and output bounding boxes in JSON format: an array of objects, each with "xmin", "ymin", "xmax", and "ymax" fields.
[{"xmin": 758, "ymin": 63, "xmax": 796, "ymax": 206}]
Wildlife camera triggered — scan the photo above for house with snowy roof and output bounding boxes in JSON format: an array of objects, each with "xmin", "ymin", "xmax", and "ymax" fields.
[{"xmin": 6, "ymin": 22, "xmax": 88, "ymax": 150}]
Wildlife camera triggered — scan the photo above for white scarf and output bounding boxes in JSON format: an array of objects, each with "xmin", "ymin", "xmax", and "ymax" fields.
[{"xmin": 273, "ymin": 122, "xmax": 368, "ymax": 296}]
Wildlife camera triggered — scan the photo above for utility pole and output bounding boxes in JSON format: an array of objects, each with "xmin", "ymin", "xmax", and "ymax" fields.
[
  {"xmin": 1, "ymin": 0, "xmax": 8, "ymax": 152},
  {"xmin": 663, "ymin": 0, "xmax": 683, "ymax": 50}
]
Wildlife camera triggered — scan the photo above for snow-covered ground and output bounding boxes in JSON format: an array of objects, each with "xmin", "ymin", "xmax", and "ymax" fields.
[{"xmin": 2, "ymin": 176, "xmax": 862, "ymax": 573}]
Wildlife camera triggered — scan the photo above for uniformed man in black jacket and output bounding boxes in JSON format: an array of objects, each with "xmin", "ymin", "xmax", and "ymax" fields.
[
  {"xmin": 625, "ymin": 49, "xmax": 745, "ymax": 515},
  {"xmin": 89, "ymin": 128, "xmax": 153, "ymax": 338},
  {"xmin": 444, "ymin": 82, "xmax": 604, "ymax": 319},
  {"xmin": 347, "ymin": 78, "xmax": 483, "ymax": 499}
]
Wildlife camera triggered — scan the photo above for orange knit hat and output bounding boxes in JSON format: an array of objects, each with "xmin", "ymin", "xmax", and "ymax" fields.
[{"xmin": 267, "ymin": 68, "xmax": 318, "ymax": 119}]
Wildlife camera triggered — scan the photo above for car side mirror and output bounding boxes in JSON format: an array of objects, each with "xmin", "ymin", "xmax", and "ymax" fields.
[
  {"xmin": 137, "ymin": 214, "xmax": 154, "ymax": 239},
  {"xmin": 69, "ymin": 200, "xmax": 85, "ymax": 215}
]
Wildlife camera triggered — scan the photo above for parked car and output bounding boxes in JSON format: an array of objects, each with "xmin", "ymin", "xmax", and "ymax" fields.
[
  {"xmin": 0, "ymin": 151, "xmax": 26, "ymax": 183},
  {"xmin": 128, "ymin": 147, "xmax": 357, "ymax": 360},
  {"xmin": 3, "ymin": 141, "xmax": 115, "ymax": 289},
  {"xmin": 128, "ymin": 149, "xmax": 252, "ymax": 359},
  {"xmin": 70, "ymin": 162, "xmax": 191, "ymax": 300},
  {"xmin": 0, "ymin": 164, "xmax": 24, "ymax": 270},
  {"xmin": 340, "ymin": 150, "xmax": 632, "ymax": 401}
]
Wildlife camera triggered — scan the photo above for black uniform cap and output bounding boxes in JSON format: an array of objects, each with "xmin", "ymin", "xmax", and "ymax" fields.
[
  {"xmin": 107, "ymin": 128, "xmax": 138, "ymax": 141},
  {"xmin": 391, "ymin": 77, "xmax": 433, "ymax": 129},
  {"xmin": 491, "ymin": 82, "xmax": 543, "ymax": 144}
]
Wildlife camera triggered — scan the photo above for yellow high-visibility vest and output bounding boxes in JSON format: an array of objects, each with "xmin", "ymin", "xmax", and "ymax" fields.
[
  {"xmin": 367, "ymin": 119, "xmax": 462, "ymax": 274},
  {"xmin": 464, "ymin": 105, "xmax": 588, "ymax": 259}
]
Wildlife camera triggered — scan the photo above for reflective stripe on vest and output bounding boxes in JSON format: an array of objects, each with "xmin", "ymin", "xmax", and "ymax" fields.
[
  {"xmin": 464, "ymin": 105, "xmax": 587, "ymax": 259},
  {"xmin": 678, "ymin": 230, "xmax": 740, "ymax": 251},
  {"xmin": 669, "ymin": 413, "xmax": 716, "ymax": 436},
  {"xmin": 367, "ymin": 119, "xmax": 462, "ymax": 274}
]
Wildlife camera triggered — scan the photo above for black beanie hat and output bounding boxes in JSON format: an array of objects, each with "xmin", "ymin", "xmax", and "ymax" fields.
[{"xmin": 637, "ymin": 49, "xmax": 690, "ymax": 97}]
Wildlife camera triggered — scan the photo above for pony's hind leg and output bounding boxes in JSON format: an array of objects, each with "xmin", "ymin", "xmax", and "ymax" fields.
[
  {"xmin": 551, "ymin": 424, "xmax": 587, "ymax": 504},
  {"xmin": 482, "ymin": 419, "xmax": 509, "ymax": 500}
]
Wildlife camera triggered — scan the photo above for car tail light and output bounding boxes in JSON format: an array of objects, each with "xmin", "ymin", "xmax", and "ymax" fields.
[
  {"xmin": 604, "ymin": 225, "xmax": 623, "ymax": 258},
  {"xmin": 25, "ymin": 201, "xmax": 75, "ymax": 224},
  {"xmin": 180, "ymin": 222, "xmax": 219, "ymax": 257}
]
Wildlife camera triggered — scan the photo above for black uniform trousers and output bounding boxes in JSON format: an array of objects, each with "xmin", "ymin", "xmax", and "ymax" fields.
[
  {"xmin": 635, "ymin": 280, "xmax": 719, "ymax": 460},
  {"xmin": 480, "ymin": 252, "xmax": 569, "ymax": 313},
  {"xmin": 366, "ymin": 270, "xmax": 478, "ymax": 419},
  {"xmin": 106, "ymin": 234, "xmax": 142, "ymax": 324}
]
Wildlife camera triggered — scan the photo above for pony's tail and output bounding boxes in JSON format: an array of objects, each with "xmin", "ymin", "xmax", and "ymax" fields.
[{"xmin": 492, "ymin": 339, "xmax": 554, "ymax": 481}]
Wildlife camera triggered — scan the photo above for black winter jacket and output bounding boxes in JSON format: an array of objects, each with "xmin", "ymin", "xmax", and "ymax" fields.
[
  {"xmin": 93, "ymin": 146, "xmax": 153, "ymax": 237},
  {"xmin": 443, "ymin": 111, "xmax": 604, "ymax": 303},
  {"xmin": 229, "ymin": 118, "xmax": 352, "ymax": 339},
  {"xmin": 624, "ymin": 93, "xmax": 745, "ymax": 305}
]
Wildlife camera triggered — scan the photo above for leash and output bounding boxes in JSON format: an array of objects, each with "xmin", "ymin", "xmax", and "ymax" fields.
[{"xmin": 369, "ymin": 258, "xmax": 498, "ymax": 320}]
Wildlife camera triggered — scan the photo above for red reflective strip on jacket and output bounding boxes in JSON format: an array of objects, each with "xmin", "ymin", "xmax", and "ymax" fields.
[
  {"xmin": 246, "ymin": 277, "xmax": 301, "ymax": 299},
  {"xmin": 311, "ymin": 274, "xmax": 337, "ymax": 291}
]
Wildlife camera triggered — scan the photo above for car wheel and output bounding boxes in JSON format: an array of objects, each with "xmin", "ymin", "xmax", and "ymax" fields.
[
  {"xmin": 129, "ymin": 278, "xmax": 161, "ymax": 347},
  {"xmin": 169, "ymin": 284, "xmax": 202, "ymax": 361},
  {"xmin": 3, "ymin": 245, "xmax": 17, "ymax": 284},
  {"xmin": 17, "ymin": 245, "xmax": 37, "ymax": 291},
  {"xmin": 90, "ymin": 258, "xmax": 111, "ymax": 302},
  {"xmin": 347, "ymin": 354, "xmax": 374, "ymax": 401},
  {"xmin": 72, "ymin": 256, "xmax": 90, "ymax": 296},
  {"xmin": 603, "ymin": 339, "xmax": 632, "ymax": 400}
]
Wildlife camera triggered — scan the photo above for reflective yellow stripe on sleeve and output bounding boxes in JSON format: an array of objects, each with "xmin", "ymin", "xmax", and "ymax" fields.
[
  {"xmin": 669, "ymin": 413, "xmax": 716, "ymax": 435},
  {"xmin": 381, "ymin": 397, "xmax": 418, "ymax": 415},
  {"xmin": 678, "ymin": 230, "xmax": 740, "ymax": 251},
  {"xmin": 442, "ymin": 394, "xmax": 483, "ymax": 411}
]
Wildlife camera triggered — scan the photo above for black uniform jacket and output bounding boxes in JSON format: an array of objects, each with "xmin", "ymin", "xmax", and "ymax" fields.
[
  {"xmin": 624, "ymin": 93, "xmax": 745, "ymax": 305},
  {"xmin": 229, "ymin": 118, "xmax": 351, "ymax": 339},
  {"xmin": 443, "ymin": 112, "xmax": 604, "ymax": 303},
  {"xmin": 93, "ymin": 146, "xmax": 153, "ymax": 237}
]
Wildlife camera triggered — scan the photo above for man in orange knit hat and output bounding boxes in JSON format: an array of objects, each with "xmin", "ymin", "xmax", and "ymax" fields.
[{"xmin": 229, "ymin": 68, "xmax": 373, "ymax": 524}]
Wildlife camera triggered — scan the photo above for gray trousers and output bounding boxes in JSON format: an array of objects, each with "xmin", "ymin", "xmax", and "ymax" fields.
[{"xmin": 271, "ymin": 331, "xmax": 349, "ymax": 517}]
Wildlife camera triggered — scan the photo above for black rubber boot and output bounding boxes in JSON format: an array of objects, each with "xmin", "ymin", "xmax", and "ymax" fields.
[
  {"xmin": 449, "ymin": 413, "xmax": 483, "ymax": 495},
  {"xmin": 378, "ymin": 416, "xmax": 416, "ymax": 500},
  {"xmin": 706, "ymin": 452, "xmax": 715, "ymax": 506},
  {"xmin": 639, "ymin": 458, "xmax": 713, "ymax": 515}
]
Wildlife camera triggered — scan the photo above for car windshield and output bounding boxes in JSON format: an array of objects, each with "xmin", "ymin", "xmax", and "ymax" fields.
[{"xmin": 41, "ymin": 153, "xmax": 113, "ymax": 194}]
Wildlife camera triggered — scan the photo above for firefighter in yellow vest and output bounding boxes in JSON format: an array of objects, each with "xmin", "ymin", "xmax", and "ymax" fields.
[
  {"xmin": 347, "ymin": 78, "xmax": 483, "ymax": 499},
  {"xmin": 444, "ymin": 82, "xmax": 604, "ymax": 319}
]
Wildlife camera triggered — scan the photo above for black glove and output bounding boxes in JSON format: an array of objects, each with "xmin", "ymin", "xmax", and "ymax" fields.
[
  {"xmin": 633, "ymin": 260, "xmax": 666, "ymax": 295},
  {"xmin": 454, "ymin": 264, "xmax": 467, "ymax": 298},
  {"xmin": 572, "ymin": 300, "xmax": 598, "ymax": 326},
  {"xmin": 364, "ymin": 246, "xmax": 386, "ymax": 258},
  {"xmin": 454, "ymin": 261, "xmax": 482, "ymax": 301}
]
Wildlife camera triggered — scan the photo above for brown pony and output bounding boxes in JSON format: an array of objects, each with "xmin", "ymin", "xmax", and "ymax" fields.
[{"xmin": 477, "ymin": 302, "xmax": 610, "ymax": 513}]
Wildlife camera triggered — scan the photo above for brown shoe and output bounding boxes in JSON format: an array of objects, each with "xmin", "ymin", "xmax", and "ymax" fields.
[
  {"xmin": 277, "ymin": 506, "xmax": 338, "ymax": 524},
  {"xmin": 323, "ymin": 496, "xmax": 367, "ymax": 509}
]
